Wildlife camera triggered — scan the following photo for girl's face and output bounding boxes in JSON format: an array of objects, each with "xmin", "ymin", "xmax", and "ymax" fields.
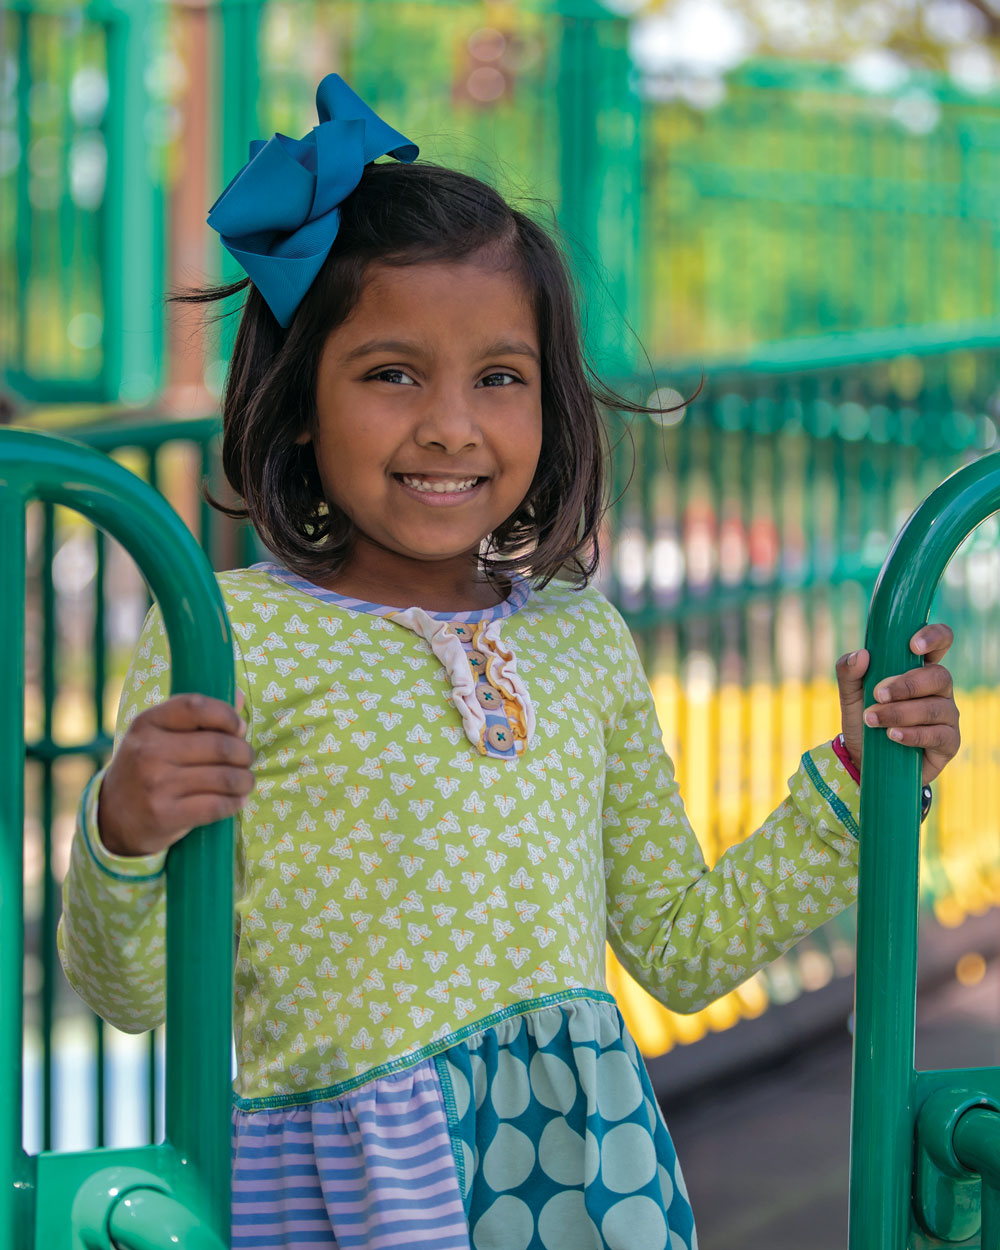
[{"xmin": 305, "ymin": 258, "xmax": 543, "ymax": 595}]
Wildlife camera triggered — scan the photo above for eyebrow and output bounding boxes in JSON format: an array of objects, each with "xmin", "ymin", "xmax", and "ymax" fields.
[{"xmin": 339, "ymin": 338, "xmax": 540, "ymax": 365}]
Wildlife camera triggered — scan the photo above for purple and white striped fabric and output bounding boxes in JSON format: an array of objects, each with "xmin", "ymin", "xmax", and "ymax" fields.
[{"xmin": 231, "ymin": 1058, "xmax": 470, "ymax": 1249}]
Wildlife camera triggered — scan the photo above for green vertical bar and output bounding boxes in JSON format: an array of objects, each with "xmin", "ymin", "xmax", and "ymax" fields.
[
  {"xmin": 15, "ymin": 9, "xmax": 31, "ymax": 377},
  {"xmin": 40, "ymin": 505, "xmax": 56, "ymax": 1152},
  {"xmin": 102, "ymin": 0, "xmax": 160, "ymax": 402},
  {"xmin": 849, "ymin": 453, "xmax": 1000, "ymax": 1248},
  {"xmin": 0, "ymin": 482, "xmax": 33, "ymax": 1249},
  {"xmin": 93, "ymin": 528, "xmax": 108, "ymax": 1148},
  {"xmin": 555, "ymin": 0, "xmax": 639, "ymax": 378}
]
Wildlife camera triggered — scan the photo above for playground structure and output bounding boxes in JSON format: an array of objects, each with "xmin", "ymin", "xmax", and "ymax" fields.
[
  {"xmin": 5, "ymin": 0, "xmax": 1000, "ymax": 1242},
  {"xmin": 3, "ymin": 429, "xmax": 233, "ymax": 1248},
  {"xmin": 4, "ymin": 427, "xmax": 1000, "ymax": 1246}
]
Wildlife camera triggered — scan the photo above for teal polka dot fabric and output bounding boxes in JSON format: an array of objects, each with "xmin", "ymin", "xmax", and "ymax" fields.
[{"xmin": 435, "ymin": 998, "xmax": 696, "ymax": 1250}]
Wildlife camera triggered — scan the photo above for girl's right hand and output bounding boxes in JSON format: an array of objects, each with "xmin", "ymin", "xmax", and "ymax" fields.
[{"xmin": 97, "ymin": 693, "xmax": 254, "ymax": 857}]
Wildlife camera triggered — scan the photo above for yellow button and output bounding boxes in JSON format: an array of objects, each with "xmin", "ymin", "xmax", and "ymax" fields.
[
  {"xmin": 476, "ymin": 685, "xmax": 502, "ymax": 710},
  {"xmin": 486, "ymin": 723, "xmax": 514, "ymax": 752}
]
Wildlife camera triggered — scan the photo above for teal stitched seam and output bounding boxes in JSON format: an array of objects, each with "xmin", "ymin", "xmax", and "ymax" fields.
[
  {"xmin": 433, "ymin": 1053, "xmax": 467, "ymax": 1209},
  {"xmin": 803, "ymin": 751, "xmax": 861, "ymax": 839},
  {"xmin": 79, "ymin": 774, "xmax": 166, "ymax": 883},
  {"xmin": 232, "ymin": 987, "xmax": 617, "ymax": 1111}
]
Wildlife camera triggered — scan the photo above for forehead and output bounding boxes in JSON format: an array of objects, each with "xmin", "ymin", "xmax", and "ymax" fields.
[{"xmin": 342, "ymin": 259, "xmax": 537, "ymax": 339}]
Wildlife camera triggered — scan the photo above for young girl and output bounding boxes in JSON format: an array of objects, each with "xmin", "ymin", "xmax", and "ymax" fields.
[{"xmin": 58, "ymin": 75, "xmax": 961, "ymax": 1250}]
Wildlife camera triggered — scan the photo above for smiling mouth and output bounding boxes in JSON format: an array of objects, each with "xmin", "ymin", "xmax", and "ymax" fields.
[{"xmin": 395, "ymin": 475, "xmax": 487, "ymax": 495}]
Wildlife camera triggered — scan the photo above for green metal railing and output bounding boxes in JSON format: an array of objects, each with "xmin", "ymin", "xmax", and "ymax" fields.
[
  {"xmin": 2, "ymin": 427, "xmax": 233, "ymax": 1249},
  {"xmin": 850, "ymin": 452, "xmax": 1000, "ymax": 1249},
  {"xmin": 11, "ymin": 2, "xmax": 1000, "ymax": 403},
  {"xmin": 17, "ymin": 331, "xmax": 1000, "ymax": 1092}
]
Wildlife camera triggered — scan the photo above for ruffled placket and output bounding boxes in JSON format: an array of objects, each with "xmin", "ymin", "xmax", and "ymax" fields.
[{"xmin": 390, "ymin": 607, "xmax": 535, "ymax": 759}]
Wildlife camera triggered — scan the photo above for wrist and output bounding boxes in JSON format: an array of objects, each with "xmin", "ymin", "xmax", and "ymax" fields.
[
  {"xmin": 833, "ymin": 732, "xmax": 861, "ymax": 783},
  {"xmin": 96, "ymin": 787, "xmax": 140, "ymax": 858}
]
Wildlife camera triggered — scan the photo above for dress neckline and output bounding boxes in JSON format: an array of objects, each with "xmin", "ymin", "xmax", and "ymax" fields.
[{"xmin": 251, "ymin": 562, "xmax": 531, "ymax": 624}]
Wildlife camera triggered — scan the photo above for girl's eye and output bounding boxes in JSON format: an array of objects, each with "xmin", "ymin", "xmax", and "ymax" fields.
[
  {"xmin": 370, "ymin": 368, "xmax": 415, "ymax": 385},
  {"xmin": 478, "ymin": 371, "xmax": 521, "ymax": 388}
]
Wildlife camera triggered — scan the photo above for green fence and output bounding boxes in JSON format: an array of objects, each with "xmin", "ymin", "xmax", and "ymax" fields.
[
  {"xmin": 644, "ymin": 60, "xmax": 1000, "ymax": 360},
  {"xmin": 8, "ymin": 2, "xmax": 1000, "ymax": 403},
  {"xmin": 17, "ymin": 331, "xmax": 1000, "ymax": 1148}
]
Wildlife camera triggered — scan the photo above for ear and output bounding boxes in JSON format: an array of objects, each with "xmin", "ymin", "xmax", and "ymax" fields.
[{"xmin": 294, "ymin": 429, "xmax": 312, "ymax": 446}]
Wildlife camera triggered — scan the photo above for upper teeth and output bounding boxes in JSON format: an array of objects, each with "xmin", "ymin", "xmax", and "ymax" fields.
[{"xmin": 401, "ymin": 476, "xmax": 479, "ymax": 494}]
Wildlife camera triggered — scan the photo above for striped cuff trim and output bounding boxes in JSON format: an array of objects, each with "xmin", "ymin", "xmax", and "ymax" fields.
[
  {"xmin": 79, "ymin": 773, "xmax": 167, "ymax": 883},
  {"xmin": 802, "ymin": 750, "xmax": 861, "ymax": 840}
]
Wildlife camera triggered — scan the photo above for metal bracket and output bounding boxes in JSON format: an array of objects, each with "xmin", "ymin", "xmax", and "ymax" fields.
[{"xmin": 914, "ymin": 1087, "xmax": 1000, "ymax": 1242}]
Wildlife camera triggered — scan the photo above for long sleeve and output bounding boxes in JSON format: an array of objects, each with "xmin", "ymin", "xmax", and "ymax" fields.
[
  {"xmin": 57, "ymin": 605, "xmax": 173, "ymax": 1032},
  {"xmin": 600, "ymin": 611, "xmax": 860, "ymax": 1015}
]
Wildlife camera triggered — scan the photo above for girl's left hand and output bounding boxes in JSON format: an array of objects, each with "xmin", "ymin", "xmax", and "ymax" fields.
[{"xmin": 836, "ymin": 623, "xmax": 960, "ymax": 785}]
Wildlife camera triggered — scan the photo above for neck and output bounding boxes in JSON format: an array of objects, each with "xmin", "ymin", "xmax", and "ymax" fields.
[{"xmin": 317, "ymin": 543, "xmax": 507, "ymax": 613}]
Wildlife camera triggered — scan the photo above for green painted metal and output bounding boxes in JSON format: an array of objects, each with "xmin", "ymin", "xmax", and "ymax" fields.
[
  {"xmin": 0, "ymin": 428, "xmax": 233, "ymax": 1249},
  {"xmin": 849, "ymin": 452, "xmax": 1000, "ymax": 1249},
  {"xmin": 101, "ymin": 0, "xmax": 164, "ymax": 404}
]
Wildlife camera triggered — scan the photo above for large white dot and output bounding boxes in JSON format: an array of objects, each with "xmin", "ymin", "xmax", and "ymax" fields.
[
  {"xmin": 537, "ymin": 1189, "xmax": 601, "ymax": 1250},
  {"xmin": 473, "ymin": 1194, "xmax": 534, "ymax": 1250},
  {"xmin": 595, "ymin": 1050, "xmax": 643, "ymax": 1121},
  {"xmin": 601, "ymin": 1196, "xmax": 668, "ymax": 1250},
  {"xmin": 492, "ymin": 1049, "xmax": 530, "ymax": 1119},
  {"xmin": 462, "ymin": 1140, "xmax": 475, "ymax": 1196},
  {"xmin": 451, "ymin": 1064, "xmax": 471, "ymax": 1118},
  {"xmin": 530, "ymin": 1005, "xmax": 564, "ymax": 1049},
  {"xmin": 601, "ymin": 1122, "xmax": 657, "ymax": 1193},
  {"xmin": 482, "ymin": 1122, "xmax": 536, "ymax": 1191},
  {"xmin": 673, "ymin": 1155, "xmax": 690, "ymax": 1201},
  {"xmin": 584, "ymin": 1129, "xmax": 600, "ymax": 1185},
  {"xmin": 657, "ymin": 1163, "xmax": 674, "ymax": 1206},
  {"xmin": 538, "ymin": 1117, "xmax": 586, "ymax": 1185},
  {"xmin": 670, "ymin": 1231, "xmax": 693, "ymax": 1249},
  {"xmin": 470, "ymin": 1052, "xmax": 488, "ymax": 1109},
  {"xmin": 530, "ymin": 1052, "xmax": 577, "ymax": 1114}
]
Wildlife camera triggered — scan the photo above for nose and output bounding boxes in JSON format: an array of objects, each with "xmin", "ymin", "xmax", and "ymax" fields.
[{"xmin": 412, "ymin": 388, "xmax": 483, "ymax": 455}]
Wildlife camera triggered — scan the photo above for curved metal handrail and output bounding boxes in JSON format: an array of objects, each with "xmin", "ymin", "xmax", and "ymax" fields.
[
  {"xmin": 0, "ymin": 428, "xmax": 233, "ymax": 1248},
  {"xmin": 849, "ymin": 451, "xmax": 1000, "ymax": 1248}
]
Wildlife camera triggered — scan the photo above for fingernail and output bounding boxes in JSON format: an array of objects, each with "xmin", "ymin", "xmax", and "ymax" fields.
[
  {"xmin": 888, "ymin": 729, "xmax": 903, "ymax": 741},
  {"xmin": 913, "ymin": 639, "xmax": 927, "ymax": 652},
  {"xmin": 847, "ymin": 651, "xmax": 858, "ymax": 666},
  {"xmin": 876, "ymin": 686, "xmax": 890, "ymax": 703},
  {"xmin": 864, "ymin": 710, "xmax": 878, "ymax": 727}
]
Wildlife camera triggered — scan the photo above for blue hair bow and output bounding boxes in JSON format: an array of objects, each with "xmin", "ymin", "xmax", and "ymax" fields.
[{"xmin": 207, "ymin": 74, "xmax": 419, "ymax": 327}]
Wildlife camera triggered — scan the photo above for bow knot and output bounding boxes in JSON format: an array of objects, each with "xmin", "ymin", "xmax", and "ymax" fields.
[{"xmin": 207, "ymin": 75, "xmax": 418, "ymax": 327}]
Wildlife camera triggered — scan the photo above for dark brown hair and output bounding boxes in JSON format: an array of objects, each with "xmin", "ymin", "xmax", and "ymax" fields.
[{"xmin": 177, "ymin": 160, "xmax": 649, "ymax": 589}]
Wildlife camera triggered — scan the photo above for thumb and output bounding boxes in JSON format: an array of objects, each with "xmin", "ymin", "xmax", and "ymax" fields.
[{"xmin": 836, "ymin": 648, "xmax": 870, "ymax": 768}]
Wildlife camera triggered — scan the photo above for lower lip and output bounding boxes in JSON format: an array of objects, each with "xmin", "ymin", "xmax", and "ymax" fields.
[{"xmin": 394, "ymin": 477, "xmax": 486, "ymax": 506}]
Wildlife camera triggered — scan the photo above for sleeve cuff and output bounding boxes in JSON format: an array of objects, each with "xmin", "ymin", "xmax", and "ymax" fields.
[
  {"xmin": 79, "ymin": 770, "xmax": 167, "ymax": 881},
  {"xmin": 798, "ymin": 742, "xmax": 861, "ymax": 839}
]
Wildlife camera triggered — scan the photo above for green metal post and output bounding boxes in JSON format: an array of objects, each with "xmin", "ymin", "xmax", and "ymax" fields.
[
  {"xmin": 0, "ymin": 429, "xmax": 233, "ymax": 1248},
  {"xmin": 555, "ymin": 0, "xmax": 640, "ymax": 379},
  {"xmin": 102, "ymin": 0, "xmax": 162, "ymax": 403},
  {"xmin": 0, "ymin": 479, "xmax": 34, "ymax": 1247},
  {"xmin": 849, "ymin": 452, "xmax": 1000, "ymax": 1248}
]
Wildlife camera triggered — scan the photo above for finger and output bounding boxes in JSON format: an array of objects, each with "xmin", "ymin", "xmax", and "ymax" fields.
[
  {"xmin": 171, "ymin": 791, "xmax": 251, "ymax": 835},
  {"xmin": 910, "ymin": 623, "xmax": 954, "ymax": 666},
  {"xmin": 836, "ymin": 648, "xmax": 870, "ymax": 702},
  {"xmin": 172, "ymin": 765, "xmax": 255, "ymax": 800},
  {"xmin": 864, "ymin": 697, "xmax": 958, "ymax": 730},
  {"xmin": 871, "ymin": 665, "xmax": 954, "ymax": 704},
  {"xmin": 879, "ymin": 723, "xmax": 960, "ymax": 755},
  {"xmin": 141, "ymin": 693, "xmax": 246, "ymax": 738},
  {"xmin": 154, "ymin": 730, "xmax": 255, "ymax": 769}
]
